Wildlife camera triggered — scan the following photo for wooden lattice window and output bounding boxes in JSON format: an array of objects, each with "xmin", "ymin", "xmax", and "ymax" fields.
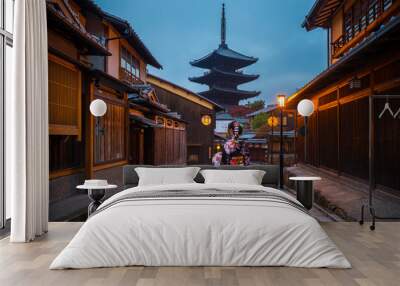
[
  {"xmin": 120, "ymin": 46, "xmax": 140, "ymax": 84},
  {"xmin": 48, "ymin": 54, "xmax": 82, "ymax": 139}
]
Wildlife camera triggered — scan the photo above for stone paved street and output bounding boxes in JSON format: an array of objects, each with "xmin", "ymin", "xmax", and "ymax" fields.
[
  {"xmin": 282, "ymin": 189, "xmax": 341, "ymax": 222},
  {"xmin": 286, "ymin": 164, "xmax": 400, "ymax": 222}
]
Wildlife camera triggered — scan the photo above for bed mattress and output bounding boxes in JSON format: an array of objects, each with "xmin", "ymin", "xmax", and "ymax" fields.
[{"xmin": 50, "ymin": 183, "xmax": 351, "ymax": 269}]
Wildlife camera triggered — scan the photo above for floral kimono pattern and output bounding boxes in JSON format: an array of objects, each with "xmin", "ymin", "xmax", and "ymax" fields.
[{"xmin": 213, "ymin": 138, "xmax": 250, "ymax": 166}]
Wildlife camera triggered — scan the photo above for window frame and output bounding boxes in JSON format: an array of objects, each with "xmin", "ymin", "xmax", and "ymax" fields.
[
  {"xmin": 1, "ymin": 0, "xmax": 14, "ymax": 229},
  {"xmin": 119, "ymin": 45, "xmax": 140, "ymax": 80}
]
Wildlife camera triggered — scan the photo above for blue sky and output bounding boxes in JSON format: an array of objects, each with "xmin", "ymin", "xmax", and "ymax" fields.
[{"xmin": 96, "ymin": 0, "xmax": 327, "ymax": 105}]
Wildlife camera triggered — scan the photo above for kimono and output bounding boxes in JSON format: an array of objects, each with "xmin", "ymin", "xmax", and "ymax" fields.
[{"xmin": 213, "ymin": 138, "xmax": 250, "ymax": 166}]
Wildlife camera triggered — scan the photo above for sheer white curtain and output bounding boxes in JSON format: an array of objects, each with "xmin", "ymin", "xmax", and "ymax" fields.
[{"xmin": 7, "ymin": 0, "xmax": 49, "ymax": 242}]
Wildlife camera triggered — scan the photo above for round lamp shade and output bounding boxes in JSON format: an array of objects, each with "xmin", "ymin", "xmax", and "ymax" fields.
[
  {"xmin": 90, "ymin": 99, "xmax": 107, "ymax": 117},
  {"xmin": 297, "ymin": 99, "xmax": 315, "ymax": 117},
  {"xmin": 267, "ymin": 116, "xmax": 279, "ymax": 127},
  {"xmin": 201, "ymin": 115, "xmax": 212, "ymax": 126}
]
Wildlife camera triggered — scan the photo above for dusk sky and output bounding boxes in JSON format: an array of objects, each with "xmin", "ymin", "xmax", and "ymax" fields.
[{"xmin": 96, "ymin": 0, "xmax": 327, "ymax": 105}]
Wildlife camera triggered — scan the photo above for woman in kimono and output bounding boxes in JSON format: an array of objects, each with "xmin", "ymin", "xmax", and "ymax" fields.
[{"xmin": 213, "ymin": 121, "xmax": 250, "ymax": 166}]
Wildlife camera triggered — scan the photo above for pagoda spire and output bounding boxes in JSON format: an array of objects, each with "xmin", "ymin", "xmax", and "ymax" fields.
[
  {"xmin": 189, "ymin": 3, "xmax": 260, "ymax": 107},
  {"xmin": 221, "ymin": 3, "xmax": 227, "ymax": 47}
]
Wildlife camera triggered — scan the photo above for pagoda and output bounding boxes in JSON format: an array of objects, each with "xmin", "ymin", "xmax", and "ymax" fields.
[{"xmin": 189, "ymin": 4, "xmax": 260, "ymax": 108}]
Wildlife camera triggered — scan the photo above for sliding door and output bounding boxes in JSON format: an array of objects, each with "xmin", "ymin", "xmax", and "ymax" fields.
[{"xmin": 0, "ymin": 0, "xmax": 14, "ymax": 228}]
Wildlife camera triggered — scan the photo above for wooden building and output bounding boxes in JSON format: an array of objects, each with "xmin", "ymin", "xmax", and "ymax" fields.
[
  {"xmin": 127, "ymin": 86, "xmax": 187, "ymax": 166},
  {"xmin": 147, "ymin": 74, "xmax": 223, "ymax": 164},
  {"xmin": 47, "ymin": 0, "xmax": 187, "ymax": 208},
  {"xmin": 288, "ymin": 0, "xmax": 400, "ymax": 193}
]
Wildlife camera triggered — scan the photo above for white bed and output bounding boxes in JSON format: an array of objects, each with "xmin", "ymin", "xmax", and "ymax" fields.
[{"xmin": 50, "ymin": 183, "xmax": 350, "ymax": 269}]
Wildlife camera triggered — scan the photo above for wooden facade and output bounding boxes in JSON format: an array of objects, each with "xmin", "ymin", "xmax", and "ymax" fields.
[
  {"xmin": 47, "ymin": 0, "xmax": 186, "ymax": 208},
  {"xmin": 147, "ymin": 74, "xmax": 223, "ymax": 164},
  {"xmin": 289, "ymin": 0, "xmax": 400, "ymax": 192}
]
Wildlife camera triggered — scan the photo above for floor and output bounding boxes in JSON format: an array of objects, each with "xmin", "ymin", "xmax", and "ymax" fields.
[
  {"xmin": 1, "ymin": 222, "xmax": 399, "ymax": 286},
  {"xmin": 287, "ymin": 164, "xmax": 400, "ymax": 221}
]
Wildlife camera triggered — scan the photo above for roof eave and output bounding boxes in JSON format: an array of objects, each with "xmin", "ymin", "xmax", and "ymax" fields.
[
  {"xmin": 191, "ymin": 51, "xmax": 258, "ymax": 69},
  {"xmin": 189, "ymin": 73, "xmax": 259, "ymax": 85},
  {"xmin": 200, "ymin": 88, "xmax": 260, "ymax": 98},
  {"xmin": 103, "ymin": 12, "xmax": 162, "ymax": 69},
  {"xmin": 302, "ymin": 0, "xmax": 343, "ymax": 31}
]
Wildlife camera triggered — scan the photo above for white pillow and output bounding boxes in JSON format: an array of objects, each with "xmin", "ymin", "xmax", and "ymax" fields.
[
  {"xmin": 200, "ymin": 169, "xmax": 266, "ymax": 185},
  {"xmin": 135, "ymin": 167, "xmax": 201, "ymax": 186}
]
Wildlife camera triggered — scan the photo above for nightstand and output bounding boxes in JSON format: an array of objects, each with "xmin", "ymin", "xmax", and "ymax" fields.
[
  {"xmin": 289, "ymin": 177, "xmax": 321, "ymax": 210},
  {"xmin": 77, "ymin": 183, "xmax": 117, "ymax": 216}
]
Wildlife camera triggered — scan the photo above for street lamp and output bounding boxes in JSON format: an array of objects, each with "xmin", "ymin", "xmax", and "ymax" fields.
[
  {"xmin": 297, "ymin": 99, "xmax": 314, "ymax": 163},
  {"xmin": 90, "ymin": 99, "xmax": 107, "ymax": 136},
  {"xmin": 277, "ymin": 94, "xmax": 286, "ymax": 189}
]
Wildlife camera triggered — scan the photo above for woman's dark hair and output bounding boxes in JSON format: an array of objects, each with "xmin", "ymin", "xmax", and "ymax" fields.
[{"xmin": 228, "ymin": 121, "xmax": 243, "ymax": 136}]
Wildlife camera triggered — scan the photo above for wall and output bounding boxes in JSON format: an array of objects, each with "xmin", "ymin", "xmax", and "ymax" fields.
[
  {"xmin": 49, "ymin": 172, "xmax": 85, "ymax": 203},
  {"xmin": 94, "ymin": 166, "xmax": 124, "ymax": 186},
  {"xmin": 106, "ymin": 25, "xmax": 120, "ymax": 78},
  {"xmin": 48, "ymin": 29, "xmax": 78, "ymax": 60},
  {"xmin": 153, "ymin": 127, "xmax": 187, "ymax": 165},
  {"xmin": 153, "ymin": 85, "xmax": 215, "ymax": 164},
  {"xmin": 330, "ymin": 8, "xmax": 343, "ymax": 64},
  {"xmin": 331, "ymin": 9, "xmax": 343, "ymax": 43}
]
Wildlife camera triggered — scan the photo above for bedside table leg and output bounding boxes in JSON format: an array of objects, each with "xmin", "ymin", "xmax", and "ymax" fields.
[
  {"xmin": 296, "ymin": 181, "xmax": 314, "ymax": 210},
  {"xmin": 88, "ymin": 189, "xmax": 106, "ymax": 216}
]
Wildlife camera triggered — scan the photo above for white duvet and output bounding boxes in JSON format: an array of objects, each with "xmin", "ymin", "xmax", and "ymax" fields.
[{"xmin": 50, "ymin": 183, "xmax": 351, "ymax": 269}]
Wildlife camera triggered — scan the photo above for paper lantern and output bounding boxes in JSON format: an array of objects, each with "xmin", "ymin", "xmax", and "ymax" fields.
[
  {"xmin": 201, "ymin": 115, "xmax": 212, "ymax": 126},
  {"xmin": 297, "ymin": 99, "xmax": 314, "ymax": 117},
  {"xmin": 90, "ymin": 99, "xmax": 107, "ymax": 117}
]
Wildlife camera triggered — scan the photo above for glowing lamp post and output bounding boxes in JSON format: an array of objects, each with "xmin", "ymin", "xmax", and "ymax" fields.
[
  {"xmin": 277, "ymin": 94, "xmax": 286, "ymax": 189},
  {"xmin": 90, "ymin": 99, "xmax": 107, "ymax": 136},
  {"xmin": 278, "ymin": 95, "xmax": 286, "ymax": 108},
  {"xmin": 297, "ymin": 99, "xmax": 314, "ymax": 163}
]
